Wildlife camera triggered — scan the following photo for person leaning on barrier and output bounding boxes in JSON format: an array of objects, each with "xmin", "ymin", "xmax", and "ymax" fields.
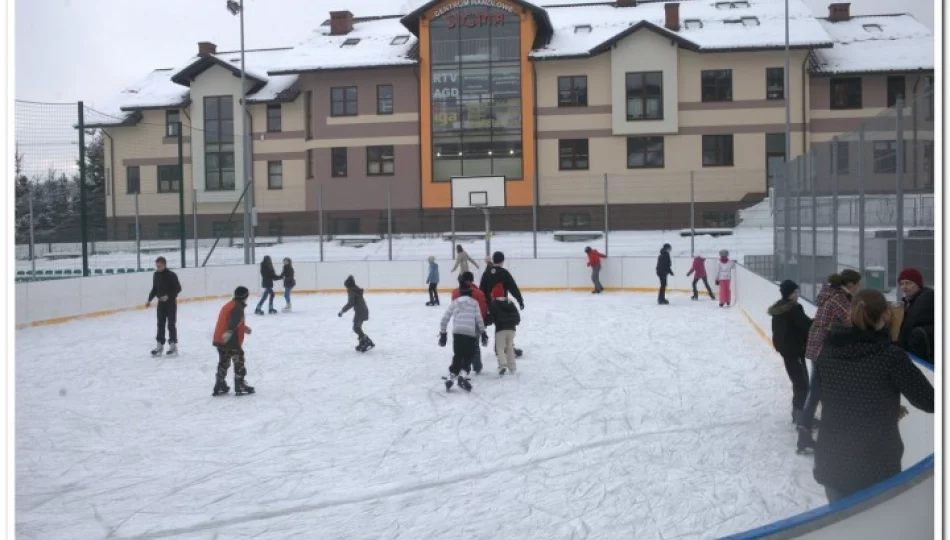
[{"xmin": 893, "ymin": 268, "xmax": 934, "ymax": 363}]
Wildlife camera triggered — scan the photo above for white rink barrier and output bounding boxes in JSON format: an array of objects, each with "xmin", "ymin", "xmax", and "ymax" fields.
[{"xmin": 729, "ymin": 265, "xmax": 934, "ymax": 539}]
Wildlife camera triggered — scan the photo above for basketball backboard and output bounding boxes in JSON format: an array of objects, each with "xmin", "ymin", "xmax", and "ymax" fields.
[{"xmin": 451, "ymin": 176, "xmax": 506, "ymax": 209}]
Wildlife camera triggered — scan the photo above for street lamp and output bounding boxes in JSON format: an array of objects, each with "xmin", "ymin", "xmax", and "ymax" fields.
[{"xmin": 227, "ymin": 0, "xmax": 255, "ymax": 264}]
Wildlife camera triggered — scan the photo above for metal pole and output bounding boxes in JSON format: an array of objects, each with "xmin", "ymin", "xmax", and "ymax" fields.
[
  {"xmin": 484, "ymin": 209, "xmax": 491, "ymax": 259},
  {"xmin": 690, "ymin": 171, "xmax": 695, "ymax": 257},
  {"xmin": 239, "ymin": 0, "xmax": 251, "ymax": 266},
  {"xmin": 387, "ymin": 178, "xmax": 393, "ymax": 261},
  {"xmin": 78, "ymin": 102, "xmax": 89, "ymax": 277},
  {"xmin": 857, "ymin": 125, "xmax": 866, "ymax": 276},
  {"xmin": 318, "ymin": 184, "xmax": 324, "ymax": 262},
  {"xmin": 795, "ymin": 158, "xmax": 802, "ymax": 286},
  {"xmin": 831, "ymin": 137, "xmax": 839, "ymax": 271},
  {"xmin": 783, "ymin": 163, "xmax": 792, "ymax": 278},
  {"xmin": 895, "ymin": 98, "xmax": 905, "ymax": 274},
  {"xmin": 532, "ymin": 195, "xmax": 538, "ymax": 259},
  {"xmin": 193, "ymin": 188, "xmax": 199, "ymax": 267},
  {"xmin": 28, "ymin": 185, "xmax": 35, "ymax": 278},
  {"xmin": 178, "ymin": 122, "xmax": 186, "ymax": 268},
  {"xmin": 450, "ymin": 208, "xmax": 456, "ymax": 259},
  {"xmin": 810, "ymin": 155, "xmax": 817, "ymax": 296},
  {"xmin": 134, "ymin": 191, "xmax": 141, "ymax": 271},
  {"xmin": 783, "ymin": 0, "xmax": 791, "ymax": 180},
  {"xmin": 603, "ymin": 173, "xmax": 610, "ymax": 256}
]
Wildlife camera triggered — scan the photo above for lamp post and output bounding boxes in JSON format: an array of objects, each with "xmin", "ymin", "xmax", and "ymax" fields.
[
  {"xmin": 782, "ymin": 0, "xmax": 792, "ymax": 277},
  {"xmin": 227, "ymin": 0, "xmax": 254, "ymax": 265}
]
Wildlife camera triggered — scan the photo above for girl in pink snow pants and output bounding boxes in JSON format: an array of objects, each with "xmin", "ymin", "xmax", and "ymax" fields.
[{"xmin": 716, "ymin": 249, "xmax": 736, "ymax": 307}]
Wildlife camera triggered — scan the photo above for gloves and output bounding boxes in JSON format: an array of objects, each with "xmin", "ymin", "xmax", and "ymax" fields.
[
  {"xmin": 438, "ymin": 333, "xmax": 448, "ymax": 347},
  {"xmin": 338, "ymin": 311, "xmax": 343, "ymax": 318},
  {"xmin": 221, "ymin": 330, "xmax": 233, "ymax": 343},
  {"xmin": 481, "ymin": 332, "xmax": 489, "ymax": 347},
  {"xmin": 518, "ymin": 300, "xmax": 525, "ymax": 310},
  {"xmin": 244, "ymin": 326, "xmax": 252, "ymax": 335},
  {"xmin": 669, "ymin": 271, "xmax": 674, "ymax": 277}
]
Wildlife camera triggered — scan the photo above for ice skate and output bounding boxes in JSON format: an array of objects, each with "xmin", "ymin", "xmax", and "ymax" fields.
[
  {"xmin": 498, "ymin": 366, "xmax": 507, "ymax": 377},
  {"xmin": 795, "ymin": 426, "xmax": 816, "ymax": 454},
  {"xmin": 254, "ymin": 308, "xmax": 265, "ymax": 316},
  {"xmin": 456, "ymin": 375, "xmax": 472, "ymax": 392},
  {"xmin": 710, "ymin": 294, "xmax": 716, "ymax": 301},
  {"xmin": 234, "ymin": 379, "xmax": 255, "ymax": 395},
  {"xmin": 212, "ymin": 378, "xmax": 230, "ymax": 396},
  {"xmin": 658, "ymin": 299, "xmax": 670, "ymax": 305},
  {"xmin": 165, "ymin": 342, "xmax": 178, "ymax": 356},
  {"xmin": 443, "ymin": 374, "xmax": 455, "ymax": 392},
  {"xmin": 268, "ymin": 308, "xmax": 278, "ymax": 315},
  {"xmin": 425, "ymin": 301, "xmax": 434, "ymax": 306},
  {"xmin": 282, "ymin": 304, "xmax": 292, "ymax": 313},
  {"xmin": 150, "ymin": 341, "xmax": 164, "ymax": 356},
  {"xmin": 691, "ymin": 294, "xmax": 698, "ymax": 301}
]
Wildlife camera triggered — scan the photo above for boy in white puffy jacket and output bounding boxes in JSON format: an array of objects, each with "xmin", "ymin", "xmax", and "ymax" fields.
[
  {"xmin": 716, "ymin": 249, "xmax": 737, "ymax": 307},
  {"xmin": 438, "ymin": 283, "xmax": 488, "ymax": 392}
]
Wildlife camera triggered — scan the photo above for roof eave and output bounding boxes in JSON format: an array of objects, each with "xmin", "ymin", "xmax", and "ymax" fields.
[
  {"xmin": 268, "ymin": 62, "xmax": 418, "ymax": 76},
  {"xmin": 172, "ymin": 57, "xmax": 267, "ymax": 87},
  {"xmin": 810, "ymin": 67, "xmax": 935, "ymax": 76},
  {"xmin": 82, "ymin": 111, "xmax": 143, "ymax": 129},
  {"xmin": 699, "ymin": 42, "xmax": 834, "ymax": 53},
  {"xmin": 119, "ymin": 98, "xmax": 191, "ymax": 112}
]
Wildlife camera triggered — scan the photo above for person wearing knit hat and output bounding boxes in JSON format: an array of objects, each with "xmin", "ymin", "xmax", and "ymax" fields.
[
  {"xmin": 339, "ymin": 275, "xmax": 374, "ymax": 353},
  {"xmin": 655, "ymin": 243, "xmax": 674, "ymax": 305},
  {"xmin": 489, "ymin": 288, "xmax": 521, "ymax": 376},
  {"xmin": 897, "ymin": 267, "xmax": 934, "ymax": 361},
  {"xmin": 439, "ymin": 280, "xmax": 488, "ymax": 392},
  {"xmin": 715, "ymin": 249, "xmax": 736, "ymax": 307},
  {"xmin": 211, "ymin": 286, "xmax": 254, "ymax": 396},
  {"xmin": 451, "ymin": 271, "xmax": 488, "ymax": 374},
  {"xmin": 768, "ymin": 279, "xmax": 813, "ymax": 425}
]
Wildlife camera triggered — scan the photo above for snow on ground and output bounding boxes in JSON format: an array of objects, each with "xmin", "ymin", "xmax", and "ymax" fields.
[{"xmin": 17, "ymin": 292, "xmax": 826, "ymax": 539}]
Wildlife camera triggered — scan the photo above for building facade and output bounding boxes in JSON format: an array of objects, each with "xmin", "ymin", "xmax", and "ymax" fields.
[{"xmin": 87, "ymin": 0, "xmax": 934, "ymax": 239}]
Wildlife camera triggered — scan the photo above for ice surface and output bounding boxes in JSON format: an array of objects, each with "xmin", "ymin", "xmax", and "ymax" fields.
[
  {"xmin": 16, "ymin": 292, "xmax": 827, "ymax": 539},
  {"xmin": 812, "ymin": 14, "xmax": 934, "ymax": 74}
]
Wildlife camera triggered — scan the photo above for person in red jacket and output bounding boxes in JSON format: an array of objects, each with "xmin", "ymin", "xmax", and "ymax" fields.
[
  {"xmin": 452, "ymin": 271, "xmax": 487, "ymax": 374},
  {"xmin": 584, "ymin": 246, "xmax": 606, "ymax": 293},
  {"xmin": 686, "ymin": 255, "xmax": 715, "ymax": 301}
]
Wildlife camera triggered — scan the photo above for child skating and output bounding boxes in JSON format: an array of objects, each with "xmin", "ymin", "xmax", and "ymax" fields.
[
  {"xmin": 686, "ymin": 254, "xmax": 715, "ymax": 301},
  {"xmin": 255, "ymin": 255, "xmax": 282, "ymax": 315},
  {"xmin": 439, "ymin": 282, "xmax": 488, "ymax": 392},
  {"xmin": 211, "ymin": 286, "xmax": 254, "ymax": 396},
  {"xmin": 339, "ymin": 275, "xmax": 374, "ymax": 352},
  {"xmin": 281, "ymin": 257, "xmax": 295, "ymax": 312},
  {"xmin": 716, "ymin": 249, "xmax": 736, "ymax": 307},
  {"xmin": 489, "ymin": 290, "xmax": 520, "ymax": 376},
  {"xmin": 426, "ymin": 256, "xmax": 440, "ymax": 306},
  {"xmin": 452, "ymin": 271, "xmax": 488, "ymax": 374}
]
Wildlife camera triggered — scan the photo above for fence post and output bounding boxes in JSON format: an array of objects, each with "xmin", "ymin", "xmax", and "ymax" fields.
[
  {"xmin": 831, "ymin": 137, "xmax": 839, "ymax": 272},
  {"xmin": 532, "ymin": 170, "xmax": 538, "ymax": 259},
  {"xmin": 193, "ymin": 188, "xmax": 198, "ymax": 267},
  {"xmin": 603, "ymin": 173, "xmax": 610, "ymax": 256},
  {"xmin": 858, "ymin": 125, "xmax": 866, "ymax": 276},
  {"xmin": 450, "ymin": 208, "xmax": 456, "ymax": 259},
  {"xmin": 689, "ymin": 171, "xmax": 695, "ymax": 257},
  {"xmin": 178, "ymin": 122, "xmax": 186, "ymax": 268},
  {"xmin": 810, "ymin": 154, "xmax": 818, "ymax": 298},
  {"xmin": 28, "ymin": 184, "xmax": 35, "ymax": 279},
  {"xmin": 782, "ymin": 160, "xmax": 792, "ymax": 280},
  {"xmin": 895, "ymin": 97, "xmax": 905, "ymax": 275},
  {"xmin": 318, "ymin": 184, "xmax": 324, "ymax": 263},
  {"xmin": 78, "ymin": 102, "xmax": 89, "ymax": 277},
  {"xmin": 134, "ymin": 191, "xmax": 141, "ymax": 271},
  {"xmin": 387, "ymin": 178, "xmax": 393, "ymax": 261},
  {"xmin": 795, "ymin": 158, "xmax": 802, "ymax": 286}
]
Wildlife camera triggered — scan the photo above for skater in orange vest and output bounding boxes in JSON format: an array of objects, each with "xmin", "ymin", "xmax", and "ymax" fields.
[{"xmin": 212, "ymin": 286, "xmax": 254, "ymax": 396}]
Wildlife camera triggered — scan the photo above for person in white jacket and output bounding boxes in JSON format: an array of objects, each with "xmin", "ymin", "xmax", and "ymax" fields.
[
  {"xmin": 716, "ymin": 249, "xmax": 737, "ymax": 307},
  {"xmin": 439, "ymin": 283, "xmax": 488, "ymax": 392},
  {"xmin": 451, "ymin": 245, "xmax": 479, "ymax": 275}
]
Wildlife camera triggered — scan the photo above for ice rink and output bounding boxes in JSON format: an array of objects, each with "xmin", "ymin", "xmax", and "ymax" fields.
[{"xmin": 16, "ymin": 291, "xmax": 828, "ymax": 539}]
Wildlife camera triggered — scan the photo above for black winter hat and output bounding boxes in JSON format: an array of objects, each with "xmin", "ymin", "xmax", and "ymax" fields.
[
  {"xmin": 779, "ymin": 279, "xmax": 799, "ymax": 300},
  {"xmin": 584, "ymin": 246, "xmax": 592, "ymax": 253},
  {"xmin": 234, "ymin": 286, "xmax": 249, "ymax": 300},
  {"xmin": 459, "ymin": 271, "xmax": 475, "ymax": 284},
  {"xmin": 344, "ymin": 275, "xmax": 356, "ymax": 288},
  {"xmin": 492, "ymin": 251, "xmax": 505, "ymax": 264},
  {"xmin": 662, "ymin": 243, "xmax": 672, "ymax": 251}
]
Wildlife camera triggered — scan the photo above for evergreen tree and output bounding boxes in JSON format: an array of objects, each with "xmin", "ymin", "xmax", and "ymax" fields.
[{"xmin": 74, "ymin": 131, "xmax": 107, "ymax": 242}]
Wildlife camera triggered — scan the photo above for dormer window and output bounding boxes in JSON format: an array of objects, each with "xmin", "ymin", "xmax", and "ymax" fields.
[
  {"xmin": 715, "ymin": 2, "xmax": 731, "ymax": 8},
  {"xmin": 717, "ymin": 1, "xmax": 750, "ymax": 7},
  {"xmin": 741, "ymin": 16, "xmax": 760, "ymax": 26},
  {"xmin": 684, "ymin": 19, "xmax": 703, "ymax": 29},
  {"xmin": 391, "ymin": 35, "xmax": 410, "ymax": 45},
  {"xmin": 724, "ymin": 19, "xmax": 742, "ymax": 26},
  {"xmin": 862, "ymin": 24, "xmax": 883, "ymax": 32},
  {"xmin": 732, "ymin": 1, "xmax": 750, "ymax": 7},
  {"xmin": 574, "ymin": 24, "xmax": 592, "ymax": 33},
  {"xmin": 341, "ymin": 38, "xmax": 360, "ymax": 47}
]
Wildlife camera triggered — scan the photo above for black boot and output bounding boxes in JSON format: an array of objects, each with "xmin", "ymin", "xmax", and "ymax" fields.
[
  {"xmin": 213, "ymin": 378, "xmax": 230, "ymax": 396},
  {"xmin": 235, "ymin": 378, "xmax": 255, "ymax": 395},
  {"xmin": 268, "ymin": 308, "xmax": 278, "ymax": 314},
  {"xmin": 456, "ymin": 375, "xmax": 472, "ymax": 392},
  {"xmin": 514, "ymin": 348, "xmax": 523, "ymax": 358},
  {"xmin": 796, "ymin": 426, "xmax": 816, "ymax": 454},
  {"xmin": 254, "ymin": 308, "xmax": 264, "ymax": 316}
]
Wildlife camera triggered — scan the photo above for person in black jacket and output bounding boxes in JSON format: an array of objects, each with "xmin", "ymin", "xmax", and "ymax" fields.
[
  {"xmin": 813, "ymin": 289, "xmax": 934, "ymax": 503},
  {"xmin": 338, "ymin": 275, "xmax": 374, "ymax": 352},
  {"xmin": 768, "ymin": 280, "xmax": 812, "ymax": 425},
  {"xmin": 656, "ymin": 243, "xmax": 673, "ymax": 305},
  {"xmin": 146, "ymin": 256, "xmax": 182, "ymax": 356},
  {"xmin": 895, "ymin": 268, "xmax": 934, "ymax": 362},
  {"xmin": 480, "ymin": 253, "xmax": 525, "ymax": 359},
  {"xmin": 281, "ymin": 257, "xmax": 296, "ymax": 313},
  {"xmin": 255, "ymin": 256, "xmax": 282, "ymax": 315},
  {"xmin": 488, "ymin": 291, "xmax": 521, "ymax": 376}
]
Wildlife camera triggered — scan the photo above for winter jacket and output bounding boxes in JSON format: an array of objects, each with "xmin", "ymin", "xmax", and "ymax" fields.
[
  {"xmin": 489, "ymin": 298, "xmax": 521, "ymax": 332},
  {"xmin": 440, "ymin": 296, "xmax": 486, "ymax": 338},
  {"xmin": 427, "ymin": 262, "xmax": 440, "ymax": 284},
  {"xmin": 452, "ymin": 250, "xmax": 479, "ymax": 274},
  {"xmin": 768, "ymin": 299, "xmax": 813, "ymax": 358},
  {"xmin": 805, "ymin": 285, "xmax": 852, "ymax": 360},
  {"xmin": 715, "ymin": 258, "xmax": 735, "ymax": 281},
  {"xmin": 341, "ymin": 286, "xmax": 369, "ymax": 322},
  {"xmin": 586, "ymin": 250, "xmax": 606, "ymax": 267},
  {"xmin": 260, "ymin": 262, "xmax": 281, "ymax": 289},
  {"xmin": 813, "ymin": 324, "xmax": 933, "ymax": 495},
  {"xmin": 282, "ymin": 264, "xmax": 296, "ymax": 288},
  {"xmin": 480, "ymin": 265, "xmax": 524, "ymax": 308},
  {"xmin": 452, "ymin": 284, "xmax": 487, "ymax": 321},
  {"xmin": 656, "ymin": 250, "xmax": 673, "ymax": 276},
  {"xmin": 897, "ymin": 287, "xmax": 934, "ymax": 359},
  {"xmin": 686, "ymin": 256, "xmax": 708, "ymax": 279},
  {"xmin": 148, "ymin": 269, "xmax": 182, "ymax": 302},
  {"xmin": 213, "ymin": 299, "xmax": 247, "ymax": 349}
]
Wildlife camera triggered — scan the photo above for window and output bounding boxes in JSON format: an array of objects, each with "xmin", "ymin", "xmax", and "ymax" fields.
[
  {"xmin": 765, "ymin": 133, "xmax": 786, "ymax": 188},
  {"xmin": 830, "ymin": 77, "xmax": 862, "ymax": 109},
  {"xmin": 832, "ymin": 141, "xmax": 850, "ymax": 174},
  {"xmin": 266, "ymin": 104, "xmax": 282, "ymax": 132},
  {"xmin": 560, "ymin": 212, "xmax": 592, "ymax": 229},
  {"xmin": 267, "ymin": 161, "xmax": 283, "ymax": 189},
  {"xmin": 342, "ymin": 38, "xmax": 360, "ymax": 47},
  {"xmin": 701, "ymin": 70, "xmax": 732, "ymax": 102},
  {"xmin": 158, "ymin": 223, "xmax": 179, "ymax": 240},
  {"xmin": 558, "ymin": 139, "xmax": 589, "ymax": 170},
  {"xmin": 331, "ymin": 87, "xmax": 358, "ymax": 117},
  {"xmin": 766, "ymin": 67, "xmax": 784, "ymax": 100},
  {"xmin": 126, "ymin": 166, "xmax": 140, "ymax": 194},
  {"xmin": 574, "ymin": 25, "xmax": 592, "ymax": 33},
  {"xmin": 166, "ymin": 110, "xmax": 180, "ymax": 137},
  {"xmin": 332, "ymin": 218, "xmax": 361, "ymax": 235},
  {"xmin": 741, "ymin": 16, "xmax": 759, "ymax": 26},
  {"xmin": 367, "ymin": 146, "xmax": 394, "ymax": 176},
  {"xmin": 702, "ymin": 135, "xmax": 734, "ymax": 167},
  {"xmin": 377, "ymin": 85, "xmax": 394, "ymax": 115},
  {"xmin": 391, "ymin": 35, "xmax": 410, "ymax": 45},
  {"xmin": 873, "ymin": 140, "xmax": 905, "ymax": 173},
  {"xmin": 684, "ymin": 19, "xmax": 703, "ymax": 29},
  {"xmin": 306, "ymin": 149, "xmax": 314, "ymax": 179},
  {"xmin": 157, "ymin": 165, "xmax": 180, "ymax": 193},
  {"xmin": 305, "ymin": 90, "xmax": 313, "ymax": 139},
  {"xmin": 331, "ymin": 147, "xmax": 347, "ymax": 177},
  {"xmin": 204, "ymin": 96, "xmax": 236, "ymax": 191},
  {"xmin": 886, "ymin": 76, "xmax": 906, "ymax": 107},
  {"xmin": 702, "ymin": 210, "xmax": 737, "ymax": 228},
  {"xmin": 862, "ymin": 24, "xmax": 883, "ymax": 33},
  {"xmin": 626, "ymin": 72, "xmax": 663, "ymax": 120},
  {"xmin": 627, "ymin": 137, "xmax": 664, "ymax": 168},
  {"xmin": 557, "ymin": 76, "xmax": 588, "ymax": 107}
]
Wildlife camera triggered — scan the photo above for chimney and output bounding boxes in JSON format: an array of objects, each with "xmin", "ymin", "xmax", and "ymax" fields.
[
  {"xmin": 664, "ymin": 3, "xmax": 680, "ymax": 31},
  {"xmin": 198, "ymin": 41, "xmax": 217, "ymax": 57},
  {"xmin": 330, "ymin": 11, "xmax": 354, "ymax": 35},
  {"xmin": 828, "ymin": 3, "xmax": 851, "ymax": 22},
  {"xmin": 616, "ymin": 0, "xmax": 637, "ymax": 6}
]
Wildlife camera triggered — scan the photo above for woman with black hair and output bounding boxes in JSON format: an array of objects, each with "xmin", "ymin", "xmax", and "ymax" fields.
[{"xmin": 255, "ymin": 255, "xmax": 282, "ymax": 315}]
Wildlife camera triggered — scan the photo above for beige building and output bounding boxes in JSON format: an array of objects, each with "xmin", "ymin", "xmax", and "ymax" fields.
[{"xmin": 87, "ymin": 0, "xmax": 933, "ymax": 237}]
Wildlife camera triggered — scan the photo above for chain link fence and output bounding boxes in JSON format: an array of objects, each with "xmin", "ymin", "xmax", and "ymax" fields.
[{"xmin": 767, "ymin": 89, "xmax": 935, "ymax": 302}]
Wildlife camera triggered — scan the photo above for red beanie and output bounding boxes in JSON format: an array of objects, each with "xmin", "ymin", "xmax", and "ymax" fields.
[{"xmin": 898, "ymin": 268, "xmax": 924, "ymax": 288}]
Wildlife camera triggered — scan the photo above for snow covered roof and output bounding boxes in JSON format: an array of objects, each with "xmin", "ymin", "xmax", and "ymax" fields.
[
  {"xmin": 811, "ymin": 14, "xmax": 934, "ymax": 74},
  {"xmin": 196, "ymin": 48, "xmax": 301, "ymax": 102},
  {"xmin": 269, "ymin": 16, "xmax": 419, "ymax": 74},
  {"xmin": 532, "ymin": 0, "xmax": 834, "ymax": 59},
  {"xmin": 85, "ymin": 69, "xmax": 189, "ymax": 128}
]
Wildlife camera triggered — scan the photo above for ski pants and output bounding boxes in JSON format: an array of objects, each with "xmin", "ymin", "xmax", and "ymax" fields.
[
  {"xmin": 780, "ymin": 353, "xmax": 809, "ymax": 412},
  {"xmin": 256, "ymin": 288, "xmax": 275, "ymax": 311},
  {"xmin": 718, "ymin": 279, "xmax": 732, "ymax": 305},
  {"xmin": 495, "ymin": 329, "xmax": 517, "ymax": 372},
  {"xmin": 799, "ymin": 360, "xmax": 821, "ymax": 430},
  {"xmin": 216, "ymin": 347, "xmax": 246, "ymax": 382},
  {"xmin": 156, "ymin": 299, "xmax": 178, "ymax": 344},
  {"xmin": 450, "ymin": 334, "xmax": 478, "ymax": 376},
  {"xmin": 471, "ymin": 343, "xmax": 483, "ymax": 373},
  {"xmin": 283, "ymin": 286, "xmax": 293, "ymax": 305},
  {"xmin": 353, "ymin": 318, "xmax": 367, "ymax": 339},
  {"xmin": 657, "ymin": 274, "xmax": 668, "ymax": 302},
  {"xmin": 692, "ymin": 277, "xmax": 714, "ymax": 298},
  {"xmin": 428, "ymin": 282, "xmax": 439, "ymax": 304},
  {"xmin": 591, "ymin": 264, "xmax": 603, "ymax": 292}
]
